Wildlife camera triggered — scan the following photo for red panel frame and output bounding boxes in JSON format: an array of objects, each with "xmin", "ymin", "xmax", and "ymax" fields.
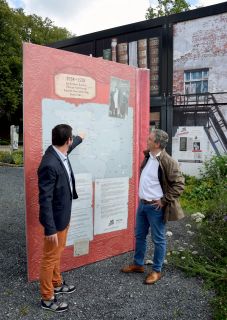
[{"xmin": 23, "ymin": 43, "xmax": 150, "ymax": 281}]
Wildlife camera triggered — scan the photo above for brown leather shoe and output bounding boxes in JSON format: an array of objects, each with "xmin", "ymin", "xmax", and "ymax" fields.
[
  {"xmin": 144, "ymin": 271, "xmax": 161, "ymax": 284},
  {"xmin": 121, "ymin": 264, "xmax": 144, "ymax": 273}
]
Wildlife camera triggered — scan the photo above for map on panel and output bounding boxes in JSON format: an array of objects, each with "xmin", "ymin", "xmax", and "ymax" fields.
[{"xmin": 42, "ymin": 99, "xmax": 133, "ymax": 179}]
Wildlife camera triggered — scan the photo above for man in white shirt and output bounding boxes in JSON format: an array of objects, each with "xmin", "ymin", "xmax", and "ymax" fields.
[{"xmin": 121, "ymin": 129, "xmax": 185, "ymax": 284}]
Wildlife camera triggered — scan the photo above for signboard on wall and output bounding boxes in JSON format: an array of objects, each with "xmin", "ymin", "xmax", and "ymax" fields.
[
  {"xmin": 23, "ymin": 43, "xmax": 150, "ymax": 281},
  {"xmin": 172, "ymin": 126, "xmax": 216, "ymax": 176}
]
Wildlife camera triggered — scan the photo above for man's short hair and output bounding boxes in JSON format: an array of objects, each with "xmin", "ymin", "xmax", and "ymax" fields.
[
  {"xmin": 52, "ymin": 124, "xmax": 72, "ymax": 146},
  {"xmin": 152, "ymin": 129, "xmax": 169, "ymax": 150}
]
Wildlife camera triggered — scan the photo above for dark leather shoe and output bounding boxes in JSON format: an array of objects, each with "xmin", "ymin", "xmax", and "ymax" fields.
[
  {"xmin": 121, "ymin": 264, "xmax": 144, "ymax": 273},
  {"xmin": 144, "ymin": 271, "xmax": 161, "ymax": 284}
]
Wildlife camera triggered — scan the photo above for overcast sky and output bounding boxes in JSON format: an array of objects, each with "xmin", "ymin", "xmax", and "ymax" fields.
[{"xmin": 6, "ymin": 0, "xmax": 227, "ymax": 36}]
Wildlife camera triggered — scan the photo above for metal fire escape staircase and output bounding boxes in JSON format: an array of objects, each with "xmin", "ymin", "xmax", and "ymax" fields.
[{"xmin": 173, "ymin": 92, "xmax": 227, "ymax": 155}]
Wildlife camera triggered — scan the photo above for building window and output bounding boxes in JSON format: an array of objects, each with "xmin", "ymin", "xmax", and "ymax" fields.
[
  {"xmin": 184, "ymin": 69, "xmax": 209, "ymax": 94},
  {"xmin": 179, "ymin": 137, "xmax": 187, "ymax": 151},
  {"xmin": 150, "ymin": 112, "xmax": 160, "ymax": 130}
]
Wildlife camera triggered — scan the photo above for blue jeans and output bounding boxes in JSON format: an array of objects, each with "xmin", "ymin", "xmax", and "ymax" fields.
[{"xmin": 134, "ymin": 201, "xmax": 166, "ymax": 272}]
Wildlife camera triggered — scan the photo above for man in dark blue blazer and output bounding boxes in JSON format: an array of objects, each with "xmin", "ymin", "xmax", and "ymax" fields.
[{"xmin": 38, "ymin": 124, "xmax": 84, "ymax": 313}]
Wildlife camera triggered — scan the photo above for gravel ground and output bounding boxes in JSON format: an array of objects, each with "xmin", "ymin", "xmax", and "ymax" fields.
[{"xmin": 0, "ymin": 167, "xmax": 214, "ymax": 320}]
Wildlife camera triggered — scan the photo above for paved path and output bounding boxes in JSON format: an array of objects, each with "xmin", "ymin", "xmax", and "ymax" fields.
[{"xmin": 0, "ymin": 167, "xmax": 214, "ymax": 320}]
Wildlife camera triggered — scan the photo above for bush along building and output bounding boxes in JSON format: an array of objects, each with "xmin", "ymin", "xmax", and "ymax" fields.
[{"xmin": 49, "ymin": 2, "xmax": 227, "ymax": 176}]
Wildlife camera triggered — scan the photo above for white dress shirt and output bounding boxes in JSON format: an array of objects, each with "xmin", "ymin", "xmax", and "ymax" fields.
[
  {"xmin": 52, "ymin": 146, "xmax": 73, "ymax": 193},
  {"xmin": 139, "ymin": 152, "xmax": 163, "ymax": 201}
]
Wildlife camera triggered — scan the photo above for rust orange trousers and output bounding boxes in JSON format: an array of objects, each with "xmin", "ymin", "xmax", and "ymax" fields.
[{"xmin": 39, "ymin": 226, "xmax": 69, "ymax": 300}]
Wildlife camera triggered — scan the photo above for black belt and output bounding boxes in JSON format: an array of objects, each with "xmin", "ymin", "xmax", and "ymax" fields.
[{"xmin": 140, "ymin": 199, "xmax": 156, "ymax": 205}]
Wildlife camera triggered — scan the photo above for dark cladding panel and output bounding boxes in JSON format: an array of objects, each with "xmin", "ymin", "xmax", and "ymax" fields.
[
  {"xmin": 96, "ymin": 38, "xmax": 112, "ymax": 57},
  {"xmin": 62, "ymin": 42, "xmax": 94, "ymax": 56}
]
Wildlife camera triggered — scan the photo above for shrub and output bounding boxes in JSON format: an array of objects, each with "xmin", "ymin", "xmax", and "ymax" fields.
[
  {"xmin": 180, "ymin": 155, "xmax": 227, "ymax": 213},
  {"xmin": 0, "ymin": 151, "xmax": 13, "ymax": 163},
  {"xmin": 201, "ymin": 154, "xmax": 227, "ymax": 181},
  {"xmin": 12, "ymin": 150, "xmax": 23, "ymax": 165},
  {"xmin": 0, "ymin": 150, "xmax": 23, "ymax": 165},
  {"xmin": 176, "ymin": 155, "xmax": 227, "ymax": 320},
  {"xmin": 0, "ymin": 139, "xmax": 10, "ymax": 145}
]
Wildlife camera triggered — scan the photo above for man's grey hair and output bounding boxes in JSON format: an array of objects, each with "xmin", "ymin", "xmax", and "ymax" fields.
[{"xmin": 151, "ymin": 129, "xmax": 169, "ymax": 149}]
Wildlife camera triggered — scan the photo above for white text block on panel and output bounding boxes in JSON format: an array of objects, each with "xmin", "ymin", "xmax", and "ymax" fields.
[
  {"xmin": 67, "ymin": 173, "xmax": 93, "ymax": 246},
  {"xmin": 94, "ymin": 177, "xmax": 129, "ymax": 235}
]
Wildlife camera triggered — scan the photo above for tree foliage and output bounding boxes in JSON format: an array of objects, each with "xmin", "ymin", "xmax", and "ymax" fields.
[
  {"xmin": 145, "ymin": 0, "xmax": 190, "ymax": 19},
  {"xmin": 0, "ymin": 0, "xmax": 73, "ymax": 119}
]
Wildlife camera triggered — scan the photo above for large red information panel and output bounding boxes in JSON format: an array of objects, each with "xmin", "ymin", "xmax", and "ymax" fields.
[{"xmin": 23, "ymin": 43, "xmax": 150, "ymax": 281}]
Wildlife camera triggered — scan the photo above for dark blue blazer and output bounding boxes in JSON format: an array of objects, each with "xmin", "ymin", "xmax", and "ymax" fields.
[{"xmin": 38, "ymin": 136, "xmax": 82, "ymax": 236}]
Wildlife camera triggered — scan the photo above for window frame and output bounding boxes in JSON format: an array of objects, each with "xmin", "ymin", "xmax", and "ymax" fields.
[{"xmin": 184, "ymin": 69, "xmax": 209, "ymax": 94}]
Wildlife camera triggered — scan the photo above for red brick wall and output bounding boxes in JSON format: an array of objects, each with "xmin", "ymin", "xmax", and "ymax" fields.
[{"xmin": 173, "ymin": 70, "xmax": 184, "ymax": 94}]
